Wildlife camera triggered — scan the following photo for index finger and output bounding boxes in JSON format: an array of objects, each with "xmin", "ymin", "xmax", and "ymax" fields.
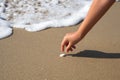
[{"xmin": 61, "ymin": 38, "xmax": 67, "ymax": 52}]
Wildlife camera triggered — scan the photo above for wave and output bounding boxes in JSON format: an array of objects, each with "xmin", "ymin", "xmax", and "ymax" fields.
[{"xmin": 0, "ymin": 0, "xmax": 92, "ymax": 39}]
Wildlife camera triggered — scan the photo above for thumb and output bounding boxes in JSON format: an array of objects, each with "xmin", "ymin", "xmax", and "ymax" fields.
[{"xmin": 66, "ymin": 42, "xmax": 72, "ymax": 53}]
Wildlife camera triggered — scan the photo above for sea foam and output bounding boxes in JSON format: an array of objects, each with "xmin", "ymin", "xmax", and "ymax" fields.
[{"xmin": 0, "ymin": 0, "xmax": 92, "ymax": 39}]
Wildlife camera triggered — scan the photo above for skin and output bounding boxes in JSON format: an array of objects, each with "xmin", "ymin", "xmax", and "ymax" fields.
[{"xmin": 61, "ymin": 0, "xmax": 115, "ymax": 53}]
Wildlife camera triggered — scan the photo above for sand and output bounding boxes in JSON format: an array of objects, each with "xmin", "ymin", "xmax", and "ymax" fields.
[{"xmin": 0, "ymin": 3, "xmax": 120, "ymax": 80}]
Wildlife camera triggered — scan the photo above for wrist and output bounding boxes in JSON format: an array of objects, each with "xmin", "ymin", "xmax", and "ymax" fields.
[{"xmin": 74, "ymin": 31, "xmax": 83, "ymax": 41}]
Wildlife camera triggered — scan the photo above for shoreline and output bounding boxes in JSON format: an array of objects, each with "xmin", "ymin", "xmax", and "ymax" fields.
[{"xmin": 0, "ymin": 3, "xmax": 120, "ymax": 80}]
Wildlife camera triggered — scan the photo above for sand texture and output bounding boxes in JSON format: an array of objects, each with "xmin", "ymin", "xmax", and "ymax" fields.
[{"xmin": 0, "ymin": 3, "xmax": 120, "ymax": 80}]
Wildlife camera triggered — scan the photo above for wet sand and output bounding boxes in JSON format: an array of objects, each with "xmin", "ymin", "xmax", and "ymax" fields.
[{"xmin": 0, "ymin": 3, "xmax": 120, "ymax": 80}]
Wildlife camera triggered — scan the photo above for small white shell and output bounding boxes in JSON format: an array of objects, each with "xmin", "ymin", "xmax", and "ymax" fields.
[{"xmin": 59, "ymin": 54, "xmax": 66, "ymax": 57}]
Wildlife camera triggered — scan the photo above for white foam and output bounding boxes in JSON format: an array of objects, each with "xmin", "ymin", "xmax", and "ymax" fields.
[
  {"xmin": 0, "ymin": 18, "xmax": 12, "ymax": 39},
  {"xmin": 0, "ymin": 0, "xmax": 92, "ymax": 38}
]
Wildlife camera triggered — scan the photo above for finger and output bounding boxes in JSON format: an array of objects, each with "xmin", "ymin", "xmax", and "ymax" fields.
[
  {"xmin": 72, "ymin": 45, "xmax": 76, "ymax": 49},
  {"xmin": 61, "ymin": 38, "xmax": 67, "ymax": 52},
  {"xmin": 69, "ymin": 46, "xmax": 76, "ymax": 52},
  {"xmin": 61, "ymin": 41, "xmax": 65, "ymax": 52},
  {"xmin": 66, "ymin": 42, "xmax": 72, "ymax": 53},
  {"xmin": 69, "ymin": 48, "xmax": 73, "ymax": 52}
]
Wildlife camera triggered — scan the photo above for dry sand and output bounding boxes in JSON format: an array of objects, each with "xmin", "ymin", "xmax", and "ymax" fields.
[{"xmin": 0, "ymin": 3, "xmax": 120, "ymax": 80}]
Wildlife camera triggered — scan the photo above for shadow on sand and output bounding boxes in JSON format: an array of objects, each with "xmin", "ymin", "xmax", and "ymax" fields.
[{"xmin": 66, "ymin": 50, "xmax": 120, "ymax": 59}]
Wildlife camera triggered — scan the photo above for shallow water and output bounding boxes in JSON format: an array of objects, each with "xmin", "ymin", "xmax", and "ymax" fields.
[{"xmin": 0, "ymin": 0, "xmax": 92, "ymax": 39}]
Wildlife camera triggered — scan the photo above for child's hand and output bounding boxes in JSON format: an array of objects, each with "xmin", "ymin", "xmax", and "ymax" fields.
[
  {"xmin": 61, "ymin": 0, "xmax": 115, "ymax": 53},
  {"xmin": 61, "ymin": 32, "xmax": 81, "ymax": 53}
]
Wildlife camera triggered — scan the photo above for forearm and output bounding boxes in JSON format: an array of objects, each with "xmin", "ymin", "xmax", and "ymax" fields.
[{"xmin": 76, "ymin": 0, "xmax": 115, "ymax": 39}]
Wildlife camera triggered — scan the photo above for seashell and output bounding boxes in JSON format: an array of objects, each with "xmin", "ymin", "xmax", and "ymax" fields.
[{"xmin": 59, "ymin": 53, "xmax": 66, "ymax": 57}]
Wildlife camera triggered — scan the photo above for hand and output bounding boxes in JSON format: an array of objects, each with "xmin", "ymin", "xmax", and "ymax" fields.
[{"xmin": 61, "ymin": 32, "xmax": 81, "ymax": 53}]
